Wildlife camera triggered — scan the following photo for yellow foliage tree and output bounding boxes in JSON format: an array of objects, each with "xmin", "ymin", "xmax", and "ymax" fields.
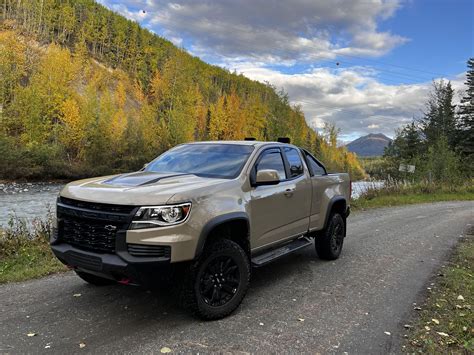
[{"xmin": 59, "ymin": 98, "xmax": 84, "ymax": 158}]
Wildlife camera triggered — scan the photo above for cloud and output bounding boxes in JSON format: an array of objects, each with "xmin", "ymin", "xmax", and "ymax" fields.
[
  {"xmin": 100, "ymin": 0, "xmax": 408, "ymax": 63},
  {"xmin": 230, "ymin": 63, "xmax": 466, "ymax": 141}
]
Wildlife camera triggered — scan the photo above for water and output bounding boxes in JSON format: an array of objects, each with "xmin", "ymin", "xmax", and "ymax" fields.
[
  {"xmin": 351, "ymin": 181, "xmax": 384, "ymax": 199},
  {"xmin": 0, "ymin": 183, "xmax": 63, "ymax": 227},
  {"xmin": 0, "ymin": 181, "xmax": 383, "ymax": 226}
]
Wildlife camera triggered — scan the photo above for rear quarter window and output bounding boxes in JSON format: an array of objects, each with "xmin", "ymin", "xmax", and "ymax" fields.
[{"xmin": 283, "ymin": 147, "xmax": 304, "ymax": 178}]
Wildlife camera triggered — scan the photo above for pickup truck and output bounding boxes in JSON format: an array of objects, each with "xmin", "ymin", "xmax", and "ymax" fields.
[{"xmin": 51, "ymin": 140, "xmax": 351, "ymax": 319}]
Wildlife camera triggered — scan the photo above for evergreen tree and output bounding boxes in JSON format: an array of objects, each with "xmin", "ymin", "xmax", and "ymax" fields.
[
  {"xmin": 420, "ymin": 80, "xmax": 457, "ymax": 148},
  {"xmin": 456, "ymin": 58, "xmax": 474, "ymax": 170}
]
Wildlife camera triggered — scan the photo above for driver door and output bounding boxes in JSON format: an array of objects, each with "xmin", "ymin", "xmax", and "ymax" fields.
[{"xmin": 249, "ymin": 147, "xmax": 311, "ymax": 250}]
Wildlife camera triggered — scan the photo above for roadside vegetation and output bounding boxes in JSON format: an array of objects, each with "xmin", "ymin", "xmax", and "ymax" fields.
[
  {"xmin": 351, "ymin": 180, "xmax": 474, "ymax": 210},
  {"xmin": 406, "ymin": 236, "xmax": 474, "ymax": 353},
  {"xmin": 0, "ymin": 215, "xmax": 66, "ymax": 284}
]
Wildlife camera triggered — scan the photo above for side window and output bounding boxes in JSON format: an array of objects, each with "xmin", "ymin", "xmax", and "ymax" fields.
[
  {"xmin": 284, "ymin": 147, "xmax": 304, "ymax": 178},
  {"xmin": 255, "ymin": 149, "xmax": 286, "ymax": 180},
  {"xmin": 305, "ymin": 153, "xmax": 326, "ymax": 176}
]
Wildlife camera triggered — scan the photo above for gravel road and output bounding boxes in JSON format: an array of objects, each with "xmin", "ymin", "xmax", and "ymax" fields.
[{"xmin": 0, "ymin": 201, "xmax": 472, "ymax": 354}]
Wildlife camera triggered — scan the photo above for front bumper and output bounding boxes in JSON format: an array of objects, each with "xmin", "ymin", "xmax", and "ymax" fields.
[{"xmin": 51, "ymin": 242, "xmax": 174, "ymax": 286}]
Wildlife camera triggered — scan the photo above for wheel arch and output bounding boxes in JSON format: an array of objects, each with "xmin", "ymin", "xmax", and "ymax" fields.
[
  {"xmin": 323, "ymin": 196, "xmax": 347, "ymax": 229},
  {"xmin": 196, "ymin": 212, "xmax": 250, "ymax": 258}
]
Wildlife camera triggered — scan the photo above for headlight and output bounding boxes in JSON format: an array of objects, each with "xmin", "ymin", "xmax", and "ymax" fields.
[{"xmin": 130, "ymin": 203, "xmax": 191, "ymax": 229}]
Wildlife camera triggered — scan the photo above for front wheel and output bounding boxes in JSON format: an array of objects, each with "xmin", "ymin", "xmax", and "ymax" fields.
[
  {"xmin": 315, "ymin": 213, "xmax": 346, "ymax": 260},
  {"xmin": 181, "ymin": 239, "xmax": 250, "ymax": 320}
]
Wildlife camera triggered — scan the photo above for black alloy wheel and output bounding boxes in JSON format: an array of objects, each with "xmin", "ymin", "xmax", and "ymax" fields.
[
  {"xmin": 330, "ymin": 222, "xmax": 344, "ymax": 255},
  {"xmin": 198, "ymin": 255, "xmax": 241, "ymax": 307},
  {"xmin": 181, "ymin": 239, "xmax": 250, "ymax": 320},
  {"xmin": 315, "ymin": 213, "xmax": 346, "ymax": 260}
]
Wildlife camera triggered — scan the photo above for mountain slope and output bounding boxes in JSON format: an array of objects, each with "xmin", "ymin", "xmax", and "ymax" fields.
[
  {"xmin": 346, "ymin": 133, "xmax": 392, "ymax": 157},
  {"xmin": 0, "ymin": 0, "xmax": 365, "ymax": 180}
]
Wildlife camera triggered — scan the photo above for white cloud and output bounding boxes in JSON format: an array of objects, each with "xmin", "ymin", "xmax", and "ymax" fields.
[
  {"xmin": 230, "ymin": 63, "xmax": 466, "ymax": 141},
  {"xmin": 100, "ymin": 0, "xmax": 408, "ymax": 63}
]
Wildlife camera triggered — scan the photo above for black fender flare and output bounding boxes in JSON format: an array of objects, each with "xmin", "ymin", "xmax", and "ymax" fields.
[
  {"xmin": 195, "ymin": 212, "xmax": 250, "ymax": 257},
  {"xmin": 323, "ymin": 196, "xmax": 347, "ymax": 229}
]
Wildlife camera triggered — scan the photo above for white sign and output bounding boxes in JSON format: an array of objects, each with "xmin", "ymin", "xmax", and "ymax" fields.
[{"xmin": 399, "ymin": 164, "xmax": 415, "ymax": 173}]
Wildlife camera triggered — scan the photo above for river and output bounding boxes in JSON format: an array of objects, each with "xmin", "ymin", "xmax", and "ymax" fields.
[{"xmin": 0, "ymin": 181, "xmax": 383, "ymax": 227}]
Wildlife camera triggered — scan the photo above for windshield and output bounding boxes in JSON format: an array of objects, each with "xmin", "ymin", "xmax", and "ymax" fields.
[{"xmin": 145, "ymin": 144, "xmax": 254, "ymax": 179}]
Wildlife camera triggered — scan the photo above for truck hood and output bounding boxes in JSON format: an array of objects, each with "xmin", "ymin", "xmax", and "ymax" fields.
[{"xmin": 60, "ymin": 171, "xmax": 228, "ymax": 205}]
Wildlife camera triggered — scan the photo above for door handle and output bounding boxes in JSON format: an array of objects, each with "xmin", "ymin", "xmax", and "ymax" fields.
[{"xmin": 284, "ymin": 188, "xmax": 295, "ymax": 197}]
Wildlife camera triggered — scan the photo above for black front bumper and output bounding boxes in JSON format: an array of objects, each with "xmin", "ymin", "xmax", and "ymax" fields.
[
  {"xmin": 51, "ymin": 242, "xmax": 173, "ymax": 286},
  {"xmin": 52, "ymin": 197, "xmax": 173, "ymax": 287}
]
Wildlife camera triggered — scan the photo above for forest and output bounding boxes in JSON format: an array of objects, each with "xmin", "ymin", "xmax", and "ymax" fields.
[{"xmin": 0, "ymin": 0, "xmax": 365, "ymax": 180}]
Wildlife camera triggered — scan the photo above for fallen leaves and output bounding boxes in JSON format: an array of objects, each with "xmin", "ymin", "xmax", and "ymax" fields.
[
  {"xmin": 79, "ymin": 342, "xmax": 86, "ymax": 348},
  {"xmin": 384, "ymin": 331, "xmax": 391, "ymax": 336},
  {"xmin": 436, "ymin": 332, "xmax": 449, "ymax": 337},
  {"xmin": 431, "ymin": 318, "xmax": 440, "ymax": 325},
  {"xmin": 297, "ymin": 318, "xmax": 305, "ymax": 322},
  {"xmin": 160, "ymin": 347, "xmax": 172, "ymax": 353},
  {"xmin": 73, "ymin": 293, "xmax": 82, "ymax": 297},
  {"xmin": 456, "ymin": 295, "xmax": 465, "ymax": 301},
  {"xmin": 27, "ymin": 333, "xmax": 37, "ymax": 337}
]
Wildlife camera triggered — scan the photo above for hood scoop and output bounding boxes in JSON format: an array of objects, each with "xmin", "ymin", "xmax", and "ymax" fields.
[{"xmin": 103, "ymin": 172, "xmax": 191, "ymax": 187}]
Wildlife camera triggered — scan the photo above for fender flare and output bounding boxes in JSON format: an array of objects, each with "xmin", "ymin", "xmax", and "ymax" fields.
[
  {"xmin": 323, "ymin": 196, "xmax": 347, "ymax": 229},
  {"xmin": 195, "ymin": 212, "xmax": 250, "ymax": 257}
]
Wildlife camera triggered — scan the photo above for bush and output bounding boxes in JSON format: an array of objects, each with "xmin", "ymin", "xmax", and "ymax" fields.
[{"xmin": 0, "ymin": 214, "xmax": 66, "ymax": 283}]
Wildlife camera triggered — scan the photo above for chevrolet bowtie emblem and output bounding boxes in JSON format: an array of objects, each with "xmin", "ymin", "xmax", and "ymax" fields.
[{"xmin": 104, "ymin": 225, "xmax": 117, "ymax": 231}]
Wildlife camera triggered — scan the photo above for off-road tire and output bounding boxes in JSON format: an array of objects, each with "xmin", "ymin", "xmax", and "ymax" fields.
[
  {"xmin": 181, "ymin": 239, "xmax": 250, "ymax": 320},
  {"xmin": 315, "ymin": 213, "xmax": 345, "ymax": 260},
  {"xmin": 75, "ymin": 271, "xmax": 115, "ymax": 286}
]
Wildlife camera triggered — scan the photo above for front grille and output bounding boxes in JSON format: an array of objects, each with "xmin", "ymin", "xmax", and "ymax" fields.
[
  {"xmin": 57, "ymin": 198, "xmax": 135, "ymax": 253},
  {"xmin": 128, "ymin": 244, "xmax": 171, "ymax": 258},
  {"xmin": 61, "ymin": 218, "xmax": 119, "ymax": 253}
]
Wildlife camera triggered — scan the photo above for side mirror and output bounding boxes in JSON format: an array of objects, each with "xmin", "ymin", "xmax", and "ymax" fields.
[{"xmin": 255, "ymin": 169, "xmax": 280, "ymax": 186}]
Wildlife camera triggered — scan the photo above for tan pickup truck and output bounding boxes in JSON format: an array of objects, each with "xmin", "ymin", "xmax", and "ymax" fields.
[{"xmin": 51, "ymin": 140, "xmax": 351, "ymax": 319}]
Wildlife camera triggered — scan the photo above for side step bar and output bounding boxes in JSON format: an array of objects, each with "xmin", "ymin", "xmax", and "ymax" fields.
[{"xmin": 251, "ymin": 237, "xmax": 313, "ymax": 267}]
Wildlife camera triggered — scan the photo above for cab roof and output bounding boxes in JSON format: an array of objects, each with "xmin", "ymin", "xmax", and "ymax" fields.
[{"xmin": 186, "ymin": 140, "xmax": 293, "ymax": 148}]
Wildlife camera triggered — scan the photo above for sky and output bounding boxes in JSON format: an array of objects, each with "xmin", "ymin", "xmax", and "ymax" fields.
[{"xmin": 98, "ymin": 0, "xmax": 473, "ymax": 142}]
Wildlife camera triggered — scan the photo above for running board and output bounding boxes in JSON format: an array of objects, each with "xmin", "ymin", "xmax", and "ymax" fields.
[{"xmin": 251, "ymin": 237, "xmax": 312, "ymax": 267}]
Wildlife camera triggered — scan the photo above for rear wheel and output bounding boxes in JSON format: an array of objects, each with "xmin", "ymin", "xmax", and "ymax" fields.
[
  {"xmin": 181, "ymin": 239, "xmax": 250, "ymax": 320},
  {"xmin": 315, "ymin": 213, "xmax": 345, "ymax": 260},
  {"xmin": 75, "ymin": 271, "xmax": 115, "ymax": 286}
]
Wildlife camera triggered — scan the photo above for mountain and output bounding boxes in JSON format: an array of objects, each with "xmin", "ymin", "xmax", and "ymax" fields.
[{"xmin": 346, "ymin": 133, "xmax": 392, "ymax": 157}]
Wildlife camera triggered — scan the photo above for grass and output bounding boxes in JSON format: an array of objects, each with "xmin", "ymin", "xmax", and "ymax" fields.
[
  {"xmin": 0, "ymin": 215, "xmax": 67, "ymax": 284},
  {"xmin": 405, "ymin": 236, "xmax": 474, "ymax": 353},
  {"xmin": 352, "ymin": 180, "xmax": 474, "ymax": 211}
]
